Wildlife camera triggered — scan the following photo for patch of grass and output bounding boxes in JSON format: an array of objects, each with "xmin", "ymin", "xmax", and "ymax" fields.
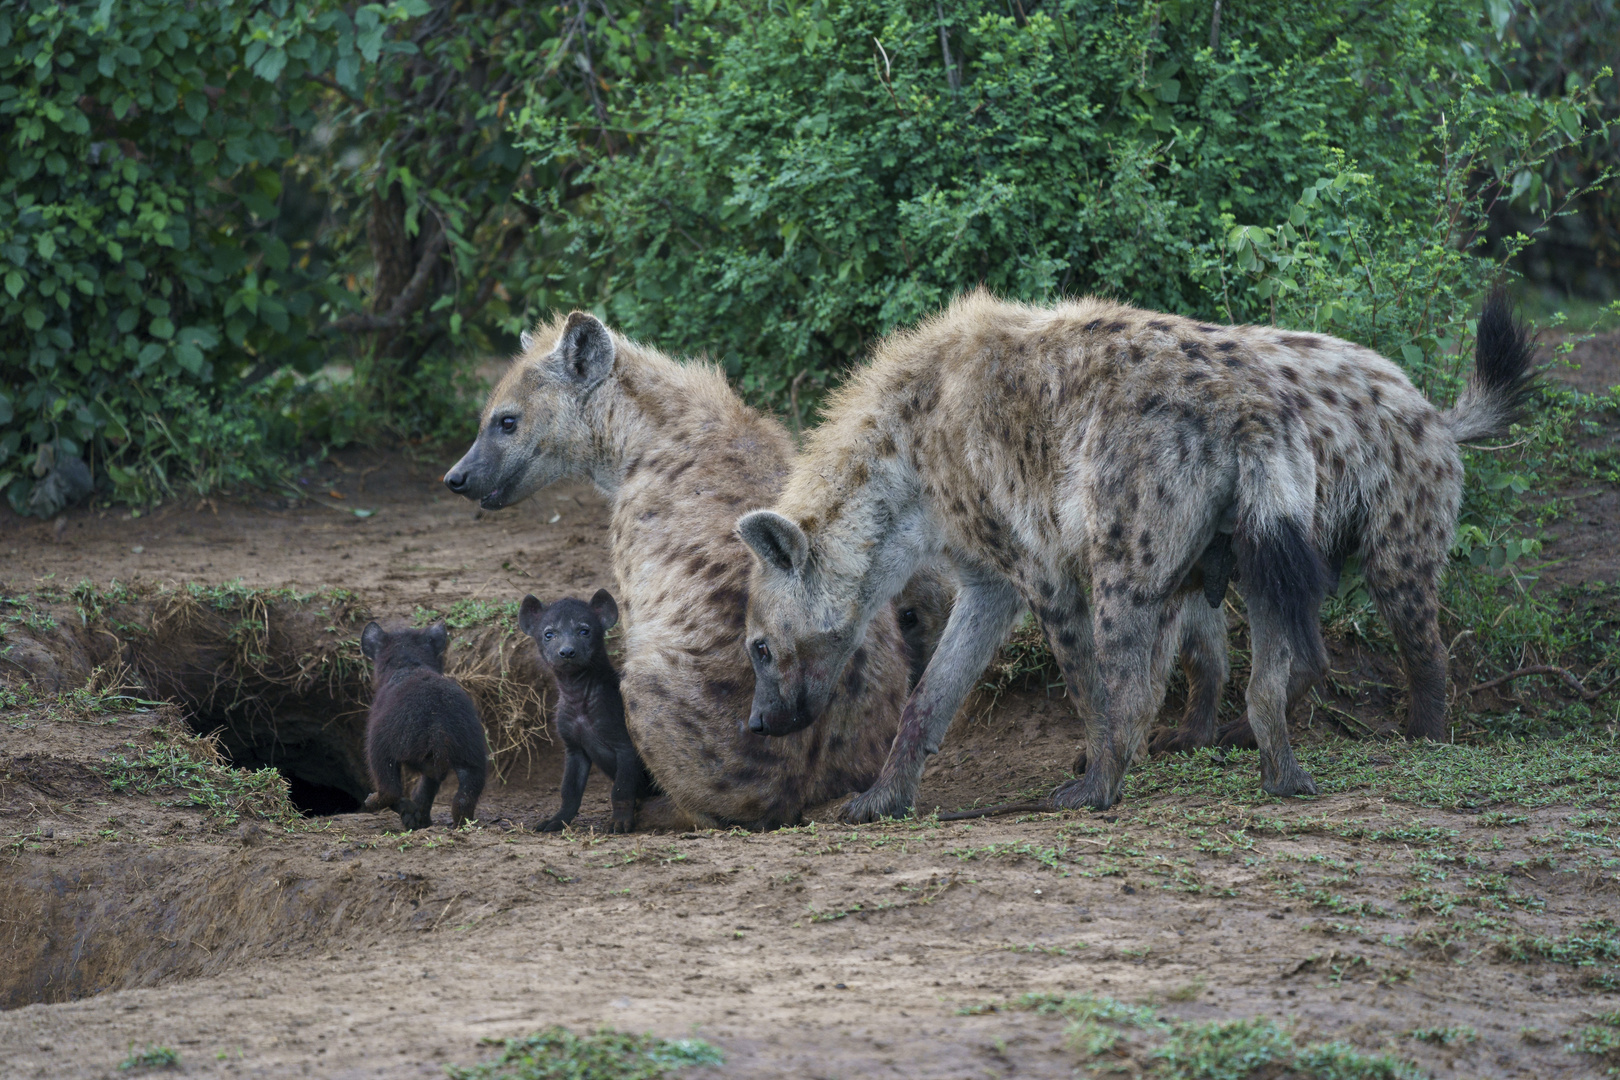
[
  {"xmin": 1006, "ymin": 994, "xmax": 1423, "ymax": 1079},
  {"xmin": 119, "ymin": 1044, "xmax": 180, "ymax": 1071},
  {"xmin": 445, "ymin": 1027, "xmax": 722, "ymax": 1080},
  {"xmin": 100, "ymin": 731, "xmax": 299, "ymax": 826},
  {"xmin": 1123, "ymin": 738, "xmax": 1620, "ymax": 810}
]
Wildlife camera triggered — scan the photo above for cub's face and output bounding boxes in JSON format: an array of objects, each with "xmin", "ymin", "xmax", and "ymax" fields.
[{"xmin": 443, "ymin": 312, "xmax": 615, "ymax": 510}]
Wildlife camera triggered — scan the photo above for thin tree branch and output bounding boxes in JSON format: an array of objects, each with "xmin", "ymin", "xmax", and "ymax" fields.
[
  {"xmin": 1464, "ymin": 664, "xmax": 1620, "ymax": 702},
  {"xmin": 329, "ymin": 225, "xmax": 449, "ymax": 334}
]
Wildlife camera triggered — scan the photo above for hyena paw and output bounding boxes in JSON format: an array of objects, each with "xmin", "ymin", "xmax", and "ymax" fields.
[
  {"xmin": 363, "ymin": 792, "xmax": 388, "ymax": 812},
  {"xmin": 608, "ymin": 815, "xmax": 634, "ymax": 835},
  {"xmin": 398, "ymin": 806, "xmax": 431, "ymax": 831},
  {"xmin": 1214, "ymin": 718, "xmax": 1258, "ymax": 749},
  {"xmin": 1150, "ymin": 724, "xmax": 1213, "ymax": 756},
  {"xmin": 1050, "ymin": 772, "xmax": 1121, "ymax": 812},
  {"xmin": 535, "ymin": 816, "xmax": 568, "ymax": 833},
  {"xmin": 1261, "ymin": 762, "xmax": 1318, "ymax": 798},
  {"xmin": 844, "ymin": 783, "xmax": 914, "ymax": 824}
]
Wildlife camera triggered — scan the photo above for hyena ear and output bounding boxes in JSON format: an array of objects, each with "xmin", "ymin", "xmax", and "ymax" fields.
[
  {"xmin": 737, "ymin": 510, "xmax": 809, "ymax": 575},
  {"xmin": 520, "ymin": 329, "xmax": 535, "ymax": 353},
  {"xmin": 425, "ymin": 621, "xmax": 449, "ymax": 658},
  {"xmin": 360, "ymin": 621, "xmax": 385, "ymax": 661},
  {"xmin": 556, "ymin": 312, "xmax": 614, "ymax": 390},
  {"xmin": 518, "ymin": 594, "xmax": 545, "ymax": 638},
  {"xmin": 589, "ymin": 588, "xmax": 619, "ymax": 631}
]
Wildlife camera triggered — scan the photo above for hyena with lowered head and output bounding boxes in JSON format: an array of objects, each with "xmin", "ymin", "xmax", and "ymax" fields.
[
  {"xmin": 737, "ymin": 289, "xmax": 1533, "ymax": 816},
  {"xmin": 443, "ymin": 313, "xmax": 937, "ymax": 828}
]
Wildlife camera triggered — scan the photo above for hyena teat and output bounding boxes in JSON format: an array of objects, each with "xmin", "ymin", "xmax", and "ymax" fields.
[
  {"xmin": 520, "ymin": 589, "xmax": 656, "ymax": 834},
  {"xmin": 360, "ymin": 621, "xmax": 488, "ymax": 830}
]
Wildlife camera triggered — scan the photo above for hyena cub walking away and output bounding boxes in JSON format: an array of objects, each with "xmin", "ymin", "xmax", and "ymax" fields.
[
  {"xmin": 520, "ymin": 589, "xmax": 656, "ymax": 834},
  {"xmin": 738, "ymin": 289, "xmax": 1533, "ymax": 815},
  {"xmin": 361, "ymin": 621, "xmax": 488, "ymax": 829}
]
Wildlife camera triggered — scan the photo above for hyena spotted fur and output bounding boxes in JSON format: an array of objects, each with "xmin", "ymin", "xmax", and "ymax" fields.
[
  {"xmin": 445, "ymin": 313, "xmax": 943, "ymax": 828},
  {"xmin": 737, "ymin": 289, "xmax": 1533, "ymax": 816}
]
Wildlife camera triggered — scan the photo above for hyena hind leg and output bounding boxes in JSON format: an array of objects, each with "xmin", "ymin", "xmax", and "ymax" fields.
[
  {"xmin": 1150, "ymin": 595, "xmax": 1230, "ymax": 755},
  {"xmin": 1364, "ymin": 554, "xmax": 1449, "ymax": 742}
]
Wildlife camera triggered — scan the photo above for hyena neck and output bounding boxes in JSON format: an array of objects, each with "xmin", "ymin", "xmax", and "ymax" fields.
[
  {"xmin": 591, "ymin": 342, "xmax": 737, "ymax": 495},
  {"xmin": 784, "ymin": 404, "xmax": 938, "ymax": 633}
]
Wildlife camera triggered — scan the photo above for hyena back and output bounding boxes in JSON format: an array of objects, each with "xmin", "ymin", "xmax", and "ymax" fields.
[
  {"xmin": 444, "ymin": 313, "xmax": 918, "ymax": 828},
  {"xmin": 737, "ymin": 289, "xmax": 1532, "ymax": 815}
]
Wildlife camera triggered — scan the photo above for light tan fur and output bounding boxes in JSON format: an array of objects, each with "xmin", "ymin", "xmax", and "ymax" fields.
[
  {"xmin": 451, "ymin": 314, "xmax": 913, "ymax": 828},
  {"xmin": 740, "ymin": 290, "xmax": 1502, "ymax": 816}
]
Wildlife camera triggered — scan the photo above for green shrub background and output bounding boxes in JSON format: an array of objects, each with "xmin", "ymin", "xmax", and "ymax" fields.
[{"xmin": 2, "ymin": 0, "xmax": 1619, "ymax": 731}]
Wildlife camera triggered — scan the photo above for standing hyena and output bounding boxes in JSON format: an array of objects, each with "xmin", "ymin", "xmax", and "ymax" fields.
[
  {"xmin": 737, "ymin": 289, "xmax": 1533, "ymax": 816},
  {"xmin": 442, "ymin": 312, "xmax": 930, "ymax": 828}
]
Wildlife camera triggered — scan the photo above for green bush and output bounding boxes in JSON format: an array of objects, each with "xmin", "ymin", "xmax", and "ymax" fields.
[{"xmin": 515, "ymin": 0, "xmax": 1608, "ymax": 406}]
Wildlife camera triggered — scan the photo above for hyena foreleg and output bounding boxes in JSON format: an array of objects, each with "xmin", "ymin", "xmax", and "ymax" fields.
[{"xmin": 844, "ymin": 570, "xmax": 1026, "ymax": 824}]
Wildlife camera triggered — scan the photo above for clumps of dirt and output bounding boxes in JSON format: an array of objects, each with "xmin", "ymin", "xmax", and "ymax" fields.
[{"xmin": 0, "ymin": 582, "xmax": 558, "ymax": 806}]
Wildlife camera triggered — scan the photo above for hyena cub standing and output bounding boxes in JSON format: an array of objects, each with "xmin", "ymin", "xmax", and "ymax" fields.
[
  {"xmin": 360, "ymin": 621, "xmax": 488, "ymax": 829},
  {"xmin": 443, "ymin": 313, "xmax": 934, "ymax": 828},
  {"xmin": 738, "ymin": 289, "xmax": 1533, "ymax": 815},
  {"xmin": 520, "ymin": 589, "xmax": 656, "ymax": 834}
]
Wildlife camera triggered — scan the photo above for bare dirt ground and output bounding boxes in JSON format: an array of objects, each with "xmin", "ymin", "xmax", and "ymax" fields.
[{"xmin": 2, "ymin": 336, "xmax": 1619, "ymax": 1079}]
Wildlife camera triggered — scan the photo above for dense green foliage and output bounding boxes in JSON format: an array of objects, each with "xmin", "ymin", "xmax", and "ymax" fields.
[{"xmin": 518, "ymin": 0, "xmax": 1610, "ymax": 404}]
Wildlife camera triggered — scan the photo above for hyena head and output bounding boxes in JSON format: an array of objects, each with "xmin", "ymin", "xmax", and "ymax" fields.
[
  {"xmin": 444, "ymin": 312, "xmax": 615, "ymax": 510},
  {"xmin": 736, "ymin": 510, "xmax": 863, "ymax": 737},
  {"xmin": 361, "ymin": 620, "xmax": 449, "ymax": 679}
]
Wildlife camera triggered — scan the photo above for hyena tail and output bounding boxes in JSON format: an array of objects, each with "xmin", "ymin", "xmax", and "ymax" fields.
[
  {"xmin": 1443, "ymin": 287, "xmax": 1537, "ymax": 443},
  {"xmin": 1232, "ymin": 442, "xmax": 1330, "ymax": 674}
]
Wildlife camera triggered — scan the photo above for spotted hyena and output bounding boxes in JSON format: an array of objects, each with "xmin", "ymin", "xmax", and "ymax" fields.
[
  {"xmin": 737, "ymin": 289, "xmax": 1533, "ymax": 816},
  {"xmin": 444, "ymin": 313, "xmax": 941, "ymax": 828}
]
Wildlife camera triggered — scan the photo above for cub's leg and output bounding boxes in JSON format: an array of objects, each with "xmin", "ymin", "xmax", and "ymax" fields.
[
  {"xmin": 845, "ymin": 568, "xmax": 1026, "ymax": 824},
  {"xmin": 364, "ymin": 754, "xmax": 403, "ymax": 814},
  {"xmin": 450, "ymin": 763, "xmax": 485, "ymax": 827},
  {"xmin": 538, "ymin": 748, "xmax": 591, "ymax": 832},
  {"xmin": 400, "ymin": 771, "xmax": 441, "ymax": 831}
]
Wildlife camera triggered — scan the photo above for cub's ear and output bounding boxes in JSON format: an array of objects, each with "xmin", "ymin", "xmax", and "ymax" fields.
[
  {"xmin": 519, "ymin": 329, "xmax": 535, "ymax": 353},
  {"xmin": 736, "ymin": 510, "xmax": 809, "ymax": 575},
  {"xmin": 518, "ymin": 594, "xmax": 545, "ymax": 638},
  {"xmin": 555, "ymin": 312, "xmax": 614, "ymax": 389},
  {"xmin": 589, "ymin": 588, "xmax": 619, "ymax": 631},
  {"xmin": 360, "ymin": 621, "xmax": 385, "ymax": 661},
  {"xmin": 425, "ymin": 621, "xmax": 449, "ymax": 658}
]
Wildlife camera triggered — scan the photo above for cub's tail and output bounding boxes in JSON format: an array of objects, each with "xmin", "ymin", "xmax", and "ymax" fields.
[{"xmin": 1443, "ymin": 288, "xmax": 1537, "ymax": 444}]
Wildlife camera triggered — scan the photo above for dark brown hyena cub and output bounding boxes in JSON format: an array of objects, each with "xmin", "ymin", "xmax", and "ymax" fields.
[
  {"xmin": 520, "ymin": 589, "xmax": 656, "ymax": 834},
  {"xmin": 360, "ymin": 621, "xmax": 488, "ymax": 830}
]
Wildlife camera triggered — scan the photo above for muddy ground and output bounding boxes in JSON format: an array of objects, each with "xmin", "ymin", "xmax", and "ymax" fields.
[{"xmin": 1, "ymin": 337, "xmax": 1619, "ymax": 1078}]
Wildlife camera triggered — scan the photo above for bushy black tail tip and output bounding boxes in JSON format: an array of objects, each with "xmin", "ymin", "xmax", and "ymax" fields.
[{"xmin": 1475, "ymin": 287, "xmax": 1537, "ymax": 416}]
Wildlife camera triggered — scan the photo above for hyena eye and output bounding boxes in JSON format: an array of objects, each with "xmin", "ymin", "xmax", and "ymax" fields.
[
  {"xmin": 753, "ymin": 640, "xmax": 771, "ymax": 663},
  {"xmin": 897, "ymin": 608, "xmax": 918, "ymax": 629},
  {"xmin": 543, "ymin": 630, "xmax": 554, "ymax": 640},
  {"xmin": 499, "ymin": 415, "xmax": 518, "ymax": 433},
  {"xmin": 578, "ymin": 627, "xmax": 589, "ymax": 637}
]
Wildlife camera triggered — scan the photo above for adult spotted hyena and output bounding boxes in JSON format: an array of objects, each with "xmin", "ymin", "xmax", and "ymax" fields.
[
  {"xmin": 737, "ymin": 289, "xmax": 1533, "ymax": 816},
  {"xmin": 443, "ymin": 313, "xmax": 926, "ymax": 828}
]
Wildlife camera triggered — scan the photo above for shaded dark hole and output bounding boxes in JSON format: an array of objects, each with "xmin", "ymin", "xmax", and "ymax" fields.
[{"xmin": 284, "ymin": 773, "xmax": 363, "ymax": 816}]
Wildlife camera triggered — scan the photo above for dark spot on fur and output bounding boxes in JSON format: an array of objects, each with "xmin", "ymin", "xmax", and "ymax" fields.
[
  {"xmin": 1281, "ymin": 334, "xmax": 1319, "ymax": 351},
  {"xmin": 1104, "ymin": 321, "xmax": 1127, "ymax": 332}
]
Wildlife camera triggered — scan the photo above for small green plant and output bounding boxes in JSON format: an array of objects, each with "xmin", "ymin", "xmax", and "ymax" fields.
[
  {"xmin": 100, "ymin": 731, "xmax": 298, "ymax": 826},
  {"xmin": 1408, "ymin": 1025, "xmax": 1478, "ymax": 1046},
  {"xmin": 118, "ymin": 1044, "xmax": 179, "ymax": 1071},
  {"xmin": 445, "ymin": 1027, "xmax": 722, "ymax": 1080}
]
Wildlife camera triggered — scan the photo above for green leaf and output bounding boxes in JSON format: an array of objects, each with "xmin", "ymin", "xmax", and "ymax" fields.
[
  {"xmin": 36, "ymin": 234, "xmax": 56, "ymax": 260},
  {"xmin": 3, "ymin": 271, "xmax": 20, "ymax": 299},
  {"xmin": 23, "ymin": 306, "xmax": 45, "ymax": 331},
  {"xmin": 149, "ymin": 316, "xmax": 175, "ymax": 339}
]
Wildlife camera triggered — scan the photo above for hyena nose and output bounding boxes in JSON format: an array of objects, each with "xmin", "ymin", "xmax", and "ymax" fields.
[
  {"xmin": 747, "ymin": 712, "xmax": 767, "ymax": 735},
  {"xmin": 443, "ymin": 469, "xmax": 468, "ymax": 493},
  {"xmin": 557, "ymin": 645, "xmax": 576, "ymax": 658}
]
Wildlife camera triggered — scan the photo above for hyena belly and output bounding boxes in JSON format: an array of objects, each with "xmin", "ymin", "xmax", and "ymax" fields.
[{"xmin": 610, "ymin": 397, "xmax": 909, "ymax": 829}]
